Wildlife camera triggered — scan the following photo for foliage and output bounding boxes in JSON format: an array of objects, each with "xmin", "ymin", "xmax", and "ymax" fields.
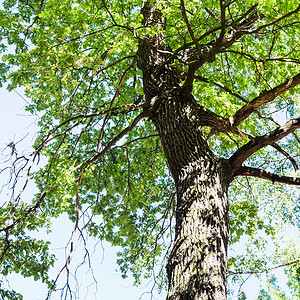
[{"xmin": 0, "ymin": 0, "xmax": 300, "ymax": 298}]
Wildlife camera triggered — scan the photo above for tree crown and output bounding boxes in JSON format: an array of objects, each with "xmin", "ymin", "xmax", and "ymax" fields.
[{"xmin": 0, "ymin": 0, "xmax": 300, "ymax": 298}]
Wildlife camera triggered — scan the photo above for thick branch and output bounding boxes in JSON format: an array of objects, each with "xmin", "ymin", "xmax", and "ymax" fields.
[
  {"xmin": 230, "ymin": 72, "xmax": 300, "ymax": 127},
  {"xmin": 196, "ymin": 104, "xmax": 240, "ymax": 134},
  {"xmin": 236, "ymin": 166, "xmax": 300, "ymax": 185},
  {"xmin": 229, "ymin": 118, "xmax": 300, "ymax": 174}
]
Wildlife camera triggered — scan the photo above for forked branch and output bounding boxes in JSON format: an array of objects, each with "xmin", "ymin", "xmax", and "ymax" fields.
[
  {"xmin": 229, "ymin": 118, "xmax": 300, "ymax": 174},
  {"xmin": 231, "ymin": 72, "xmax": 300, "ymax": 127}
]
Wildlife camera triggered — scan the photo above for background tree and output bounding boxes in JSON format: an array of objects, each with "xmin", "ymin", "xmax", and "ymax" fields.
[{"xmin": 0, "ymin": 0, "xmax": 300, "ymax": 299}]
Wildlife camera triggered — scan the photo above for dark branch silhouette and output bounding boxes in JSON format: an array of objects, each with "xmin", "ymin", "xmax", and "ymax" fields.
[
  {"xmin": 236, "ymin": 166, "xmax": 300, "ymax": 185},
  {"xmin": 231, "ymin": 72, "xmax": 300, "ymax": 127},
  {"xmin": 229, "ymin": 118, "xmax": 300, "ymax": 175}
]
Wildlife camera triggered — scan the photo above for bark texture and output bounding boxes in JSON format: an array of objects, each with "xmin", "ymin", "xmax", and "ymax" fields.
[
  {"xmin": 137, "ymin": 3, "xmax": 231, "ymax": 299},
  {"xmin": 151, "ymin": 90, "xmax": 230, "ymax": 300},
  {"xmin": 138, "ymin": 20, "xmax": 230, "ymax": 300},
  {"xmin": 136, "ymin": 2, "xmax": 300, "ymax": 298}
]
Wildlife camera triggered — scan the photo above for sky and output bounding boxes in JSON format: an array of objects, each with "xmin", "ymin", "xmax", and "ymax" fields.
[{"xmin": 0, "ymin": 85, "xmax": 167, "ymax": 300}]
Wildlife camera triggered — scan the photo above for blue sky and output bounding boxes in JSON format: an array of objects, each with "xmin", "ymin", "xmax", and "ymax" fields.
[{"xmin": 0, "ymin": 85, "xmax": 166, "ymax": 299}]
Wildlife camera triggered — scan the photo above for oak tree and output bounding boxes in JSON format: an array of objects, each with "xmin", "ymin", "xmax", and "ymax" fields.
[{"xmin": 0, "ymin": 0, "xmax": 300, "ymax": 299}]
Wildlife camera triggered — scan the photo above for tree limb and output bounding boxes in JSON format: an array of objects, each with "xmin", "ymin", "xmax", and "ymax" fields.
[
  {"xmin": 96, "ymin": 57, "xmax": 137, "ymax": 152},
  {"xmin": 177, "ymin": 4, "xmax": 300, "ymax": 90},
  {"xmin": 180, "ymin": 0, "xmax": 202, "ymax": 57},
  {"xmin": 236, "ymin": 166, "xmax": 300, "ymax": 185},
  {"xmin": 249, "ymin": 3, "xmax": 300, "ymax": 34},
  {"xmin": 78, "ymin": 111, "xmax": 147, "ymax": 170},
  {"xmin": 36, "ymin": 103, "xmax": 143, "ymax": 152},
  {"xmin": 216, "ymin": 0, "xmax": 226, "ymax": 45},
  {"xmin": 223, "ymin": 49, "xmax": 300, "ymax": 64},
  {"xmin": 229, "ymin": 118, "xmax": 300, "ymax": 174},
  {"xmin": 175, "ymin": 3, "xmax": 259, "ymax": 57},
  {"xmin": 271, "ymin": 143, "xmax": 298, "ymax": 171},
  {"xmin": 193, "ymin": 74, "xmax": 248, "ymax": 103},
  {"xmin": 178, "ymin": 10, "xmax": 261, "ymax": 89},
  {"xmin": 229, "ymin": 259, "xmax": 300, "ymax": 275},
  {"xmin": 230, "ymin": 72, "xmax": 300, "ymax": 127},
  {"xmin": 196, "ymin": 104, "xmax": 241, "ymax": 135}
]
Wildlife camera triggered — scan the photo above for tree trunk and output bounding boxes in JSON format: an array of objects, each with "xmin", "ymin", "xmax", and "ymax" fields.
[
  {"xmin": 139, "ymin": 55, "xmax": 230, "ymax": 300},
  {"xmin": 137, "ymin": 4, "xmax": 230, "ymax": 298},
  {"xmin": 150, "ymin": 88, "xmax": 230, "ymax": 300}
]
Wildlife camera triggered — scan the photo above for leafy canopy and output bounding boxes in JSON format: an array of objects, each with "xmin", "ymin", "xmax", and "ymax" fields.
[{"xmin": 0, "ymin": 0, "xmax": 300, "ymax": 298}]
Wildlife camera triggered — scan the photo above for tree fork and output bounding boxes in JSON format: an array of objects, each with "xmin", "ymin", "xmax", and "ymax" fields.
[
  {"xmin": 137, "ymin": 2, "xmax": 232, "ymax": 298},
  {"xmin": 138, "ymin": 34, "xmax": 231, "ymax": 299}
]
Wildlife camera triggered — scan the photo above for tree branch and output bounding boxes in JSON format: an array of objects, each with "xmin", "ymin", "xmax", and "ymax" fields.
[
  {"xmin": 271, "ymin": 143, "xmax": 298, "ymax": 171},
  {"xmin": 230, "ymin": 72, "xmax": 300, "ymax": 127},
  {"xmin": 235, "ymin": 166, "xmax": 300, "ymax": 185},
  {"xmin": 229, "ymin": 259, "xmax": 300, "ymax": 275},
  {"xmin": 78, "ymin": 111, "xmax": 147, "ymax": 170},
  {"xmin": 178, "ymin": 3, "xmax": 300, "ymax": 90},
  {"xmin": 96, "ymin": 57, "xmax": 137, "ymax": 152},
  {"xmin": 180, "ymin": 0, "xmax": 202, "ymax": 57},
  {"xmin": 175, "ymin": 3, "xmax": 259, "ymax": 57},
  {"xmin": 36, "ymin": 103, "xmax": 143, "ymax": 152},
  {"xmin": 177, "ymin": 10, "xmax": 261, "ymax": 89},
  {"xmin": 193, "ymin": 74, "xmax": 248, "ymax": 103},
  {"xmin": 223, "ymin": 49, "xmax": 300, "ymax": 64},
  {"xmin": 249, "ymin": 3, "xmax": 300, "ymax": 34},
  {"xmin": 0, "ymin": 192, "xmax": 46, "ymax": 261},
  {"xmin": 196, "ymin": 104, "xmax": 240, "ymax": 134},
  {"xmin": 217, "ymin": 11, "xmax": 260, "ymax": 52},
  {"xmin": 229, "ymin": 118, "xmax": 300, "ymax": 174},
  {"xmin": 216, "ymin": 0, "xmax": 226, "ymax": 45}
]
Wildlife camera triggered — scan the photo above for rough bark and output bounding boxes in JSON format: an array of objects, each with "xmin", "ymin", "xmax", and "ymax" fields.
[
  {"xmin": 138, "ymin": 12, "xmax": 230, "ymax": 297},
  {"xmin": 149, "ymin": 89, "xmax": 230, "ymax": 300}
]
